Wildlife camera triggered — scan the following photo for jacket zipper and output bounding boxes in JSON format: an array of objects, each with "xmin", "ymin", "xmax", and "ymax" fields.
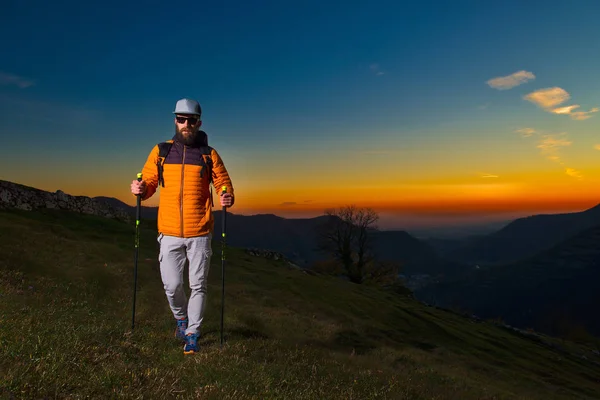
[{"xmin": 180, "ymin": 145, "xmax": 186, "ymax": 237}]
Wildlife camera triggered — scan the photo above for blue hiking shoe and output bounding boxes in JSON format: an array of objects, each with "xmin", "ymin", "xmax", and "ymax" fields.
[
  {"xmin": 174, "ymin": 318, "xmax": 188, "ymax": 342},
  {"xmin": 183, "ymin": 333, "xmax": 199, "ymax": 355}
]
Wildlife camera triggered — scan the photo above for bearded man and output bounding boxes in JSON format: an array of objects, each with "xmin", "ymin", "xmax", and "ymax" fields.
[{"xmin": 130, "ymin": 98, "xmax": 235, "ymax": 355}]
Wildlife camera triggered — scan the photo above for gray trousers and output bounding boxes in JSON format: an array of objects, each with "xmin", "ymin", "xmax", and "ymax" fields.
[{"xmin": 157, "ymin": 232, "xmax": 213, "ymax": 335}]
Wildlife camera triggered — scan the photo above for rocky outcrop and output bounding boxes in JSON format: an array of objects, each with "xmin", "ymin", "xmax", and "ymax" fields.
[
  {"xmin": 244, "ymin": 247, "xmax": 301, "ymax": 269},
  {"xmin": 0, "ymin": 180, "xmax": 132, "ymax": 223},
  {"xmin": 245, "ymin": 247, "xmax": 287, "ymax": 261}
]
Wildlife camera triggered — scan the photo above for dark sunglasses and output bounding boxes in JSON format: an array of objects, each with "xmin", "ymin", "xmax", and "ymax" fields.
[{"xmin": 176, "ymin": 116, "xmax": 199, "ymax": 125}]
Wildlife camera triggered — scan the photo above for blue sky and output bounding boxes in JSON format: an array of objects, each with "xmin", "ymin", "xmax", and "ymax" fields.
[{"xmin": 2, "ymin": 0, "xmax": 600, "ymax": 230}]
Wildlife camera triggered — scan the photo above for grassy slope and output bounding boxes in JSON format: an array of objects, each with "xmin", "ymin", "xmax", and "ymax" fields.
[{"xmin": 1, "ymin": 209, "xmax": 600, "ymax": 400}]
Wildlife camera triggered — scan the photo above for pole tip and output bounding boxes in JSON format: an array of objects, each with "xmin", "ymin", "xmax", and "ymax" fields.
[
  {"xmin": 221, "ymin": 186, "xmax": 227, "ymax": 194},
  {"xmin": 137, "ymin": 172, "xmax": 142, "ymax": 180}
]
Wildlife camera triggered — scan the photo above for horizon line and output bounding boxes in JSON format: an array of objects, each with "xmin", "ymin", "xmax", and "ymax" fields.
[{"xmin": 2, "ymin": 178, "xmax": 598, "ymax": 224}]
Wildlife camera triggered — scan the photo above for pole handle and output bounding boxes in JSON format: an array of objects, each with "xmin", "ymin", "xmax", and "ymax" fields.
[
  {"xmin": 221, "ymin": 186, "xmax": 228, "ymax": 235},
  {"xmin": 135, "ymin": 173, "xmax": 142, "ymax": 220}
]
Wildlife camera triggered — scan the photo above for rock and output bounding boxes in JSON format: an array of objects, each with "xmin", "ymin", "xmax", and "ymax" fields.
[
  {"xmin": 56, "ymin": 190, "xmax": 69, "ymax": 203},
  {"xmin": 16, "ymin": 202, "xmax": 32, "ymax": 211},
  {"xmin": 244, "ymin": 247, "xmax": 302, "ymax": 269},
  {"xmin": 245, "ymin": 247, "xmax": 287, "ymax": 260},
  {"xmin": 0, "ymin": 180, "xmax": 132, "ymax": 223}
]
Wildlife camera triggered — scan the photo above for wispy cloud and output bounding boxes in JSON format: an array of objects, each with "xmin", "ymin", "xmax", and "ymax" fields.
[
  {"xmin": 537, "ymin": 133, "xmax": 584, "ymax": 179},
  {"xmin": 565, "ymin": 168, "xmax": 584, "ymax": 180},
  {"xmin": 370, "ymin": 63, "xmax": 385, "ymax": 76},
  {"xmin": 0, "ymin": 71, "xmax": 35, "ymax": 88},
  {"xmin": 514, "ymin": 127, "xmax": 583, "ymax": 180},
  {"xmin": 536, "ymin": 132, "xmax": 572, "ymax": 162},
  {"xmin": 279, "ymin": 201, "xmax": 297, "ymax": 206},
  {"xmin": 514, "ymin": 127, "xmax": 536, "ymax": 137},
  {"xmin": 480, "ymin": 173, "xmax": 499, "ymax": 178},
  {"xmin": 486, "ymin": 70, "xmax": 535, "ymax": 90},
  {"xmin": 523, "ymin": 87, "xmax": 598, "ymax": 120},
  {"xmin": 569, "ymin": 107, "xmax": 599, "ymax": 120}
]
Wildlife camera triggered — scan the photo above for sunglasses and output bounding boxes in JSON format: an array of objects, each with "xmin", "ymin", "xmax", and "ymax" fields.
[{"xmin": 176, "ymin": 116, "xmax": 199, "ymax": 125}]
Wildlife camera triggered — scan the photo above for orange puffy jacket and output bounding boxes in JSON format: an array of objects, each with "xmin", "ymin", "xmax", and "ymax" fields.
[{"xmin": 137, "ymin": 136, "xmax": 234, "ymax": 238}]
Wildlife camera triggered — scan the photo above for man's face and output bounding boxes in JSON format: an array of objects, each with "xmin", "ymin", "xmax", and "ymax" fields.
[
  {"xmin": 174, "ymin": 114, "xmax": 202, "ymax": 145},
  {"xmin": 175, "ymin": 114, "xmax": 201, "ymax": 136}
]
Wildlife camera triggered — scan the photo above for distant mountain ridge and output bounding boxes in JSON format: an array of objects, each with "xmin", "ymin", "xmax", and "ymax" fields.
[
  {"xmin": 441, "ymin": 203, "xmax": 600, "ymax": 265},
  {"xmin": 81, "ymin": 195, "xmax": 478, "ymax": 279},
  {"xmin": 92, "ymin": 195, "xmax": 470, "ymax": 276},
  {"xmin": 416, "ymin": 222, "xmax": 600, "ymax": 337},
  {"xmin": 93, "ymin": 195, "xmax": 600, "ymax": 280},
  {"xmin": 209, "ymin": 211, "xmax": 469, "ymax": 277}
]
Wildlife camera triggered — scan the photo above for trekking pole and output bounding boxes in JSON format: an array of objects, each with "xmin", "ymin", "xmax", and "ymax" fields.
[
  {"xmin": 220, "ymin": 185, "xmax": 228, "ymax": 347},
  {"xmin": 131, "ymin": 172, "xmax": 142, "ymax": 331}
]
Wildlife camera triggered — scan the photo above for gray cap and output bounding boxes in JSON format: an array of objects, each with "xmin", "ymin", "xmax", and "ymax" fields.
[{"xmin": 173, "ymin": 98, "xmax": 202, "ymax": 116}]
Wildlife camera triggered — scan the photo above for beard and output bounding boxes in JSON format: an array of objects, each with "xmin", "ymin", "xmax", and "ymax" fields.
[{"xmin": 175, "ymin": 125, "xmax": 198, "ymax": 146}]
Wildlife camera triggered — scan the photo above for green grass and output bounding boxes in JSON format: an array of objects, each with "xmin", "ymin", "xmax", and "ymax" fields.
[{"xmin": 1, "ymin": 208, "xmax": 600, "ymax": 399}]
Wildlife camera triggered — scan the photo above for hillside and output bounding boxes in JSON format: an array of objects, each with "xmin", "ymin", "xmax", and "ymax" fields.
[
  {"xmin": 2, "ymin": 208, "xmax": 600, "ymax": 399},
  {"xmin": 416, "ymin": 222, "xmax": 600, "ymax": 339},
  {"xmin": 444, "ymin": 204, "xmax": 600, "ymax": 265}
]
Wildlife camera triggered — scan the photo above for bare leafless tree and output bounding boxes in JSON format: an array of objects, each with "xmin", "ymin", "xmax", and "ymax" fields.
[{"xmin": 316, "ymin": 205, "xmax": 399, "ymax": 284}]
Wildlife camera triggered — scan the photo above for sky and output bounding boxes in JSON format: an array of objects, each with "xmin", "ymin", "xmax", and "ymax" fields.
[{"xmin": 1, "ymin": 0, "xmax": 600, "ymax": 231}]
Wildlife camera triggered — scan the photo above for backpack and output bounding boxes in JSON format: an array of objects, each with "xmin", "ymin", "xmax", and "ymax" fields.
[{"xmin": 155, "ymin": 130, "xmax": 215, "ymax": 207}]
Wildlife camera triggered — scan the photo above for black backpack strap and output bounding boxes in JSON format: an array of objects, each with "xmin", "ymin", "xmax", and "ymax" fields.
[
  {"xmin": 199, "ymin": 145, "xmax": 214, "ymax": 207},
  {"xmin": 156, "ymin": 141, "xmax": 173, "ymax": 187}
]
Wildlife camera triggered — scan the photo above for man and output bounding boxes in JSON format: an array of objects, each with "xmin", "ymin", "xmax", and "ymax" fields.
[{"xmin": 130, "ymin": 98, "xmax": 234, "ymax": 355}]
